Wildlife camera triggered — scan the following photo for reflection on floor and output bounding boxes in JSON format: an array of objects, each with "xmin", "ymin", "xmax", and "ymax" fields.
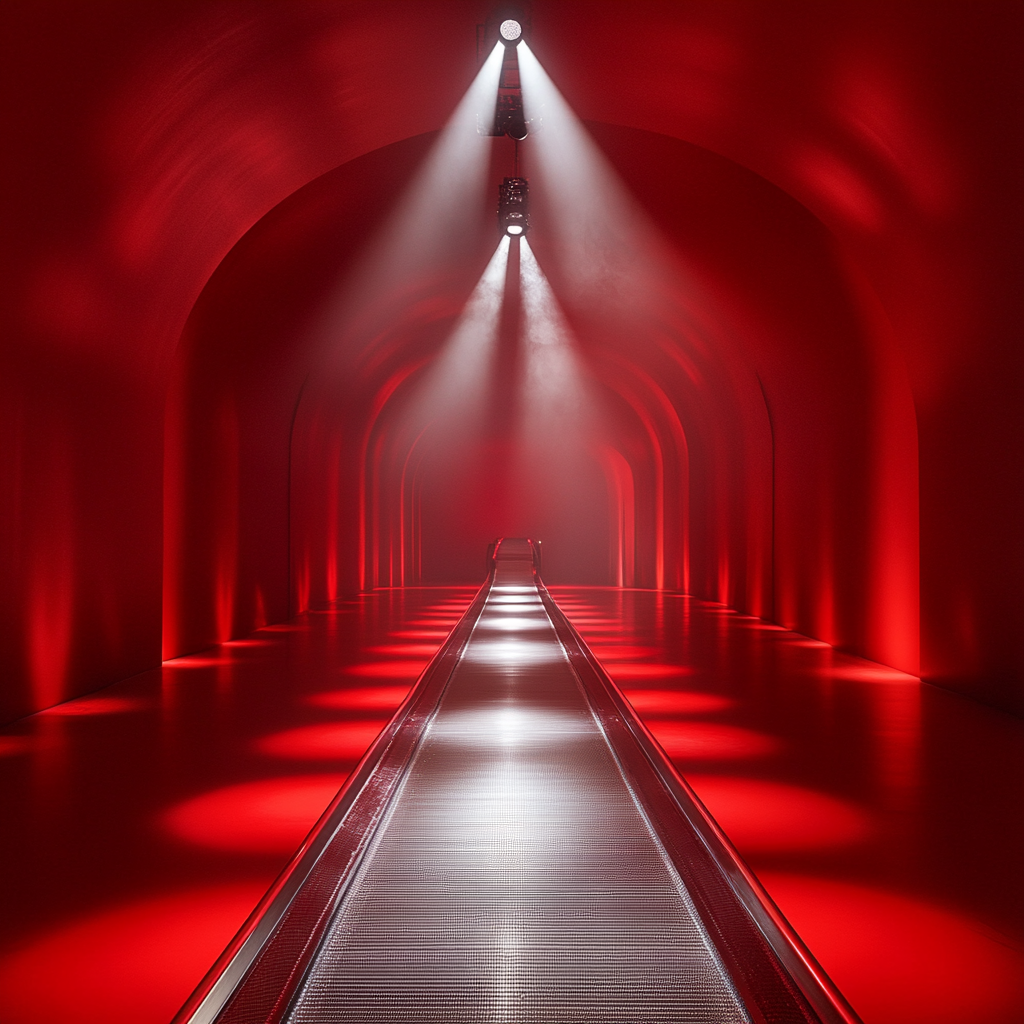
[
  {"xmin": 0, "ymin": 586, "xmax": 1021, "ymax": 1024},
  {"xmin": 552, "ymin": 587, "xmax": 1024, "ymax": 1024}
]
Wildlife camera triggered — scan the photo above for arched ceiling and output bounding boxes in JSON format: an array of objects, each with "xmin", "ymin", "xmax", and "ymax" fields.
[
  {"xmin": 5, "ymin": 1, "xmax": 1018, "ymax": 394},
  {"xmin": 1, "ymin": 1, "xmax": 1020, "ymax": 719}
]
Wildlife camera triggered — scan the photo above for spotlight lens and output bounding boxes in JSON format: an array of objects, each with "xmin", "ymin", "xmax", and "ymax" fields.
[
  {"xmin": 499, "ymin": 19, "xmax": 522, "ymax": 42},
  {"xmin": 507, "ymin": 225, "xmax": 524, "ymax": 235}
]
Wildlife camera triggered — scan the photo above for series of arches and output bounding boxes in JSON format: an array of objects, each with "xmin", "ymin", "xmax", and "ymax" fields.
[
  {"xmin": 163, "ymin": 123, "xmax": 918, "ymax": 678},
  {"xmin": 1, "ymin": 2, "xmax": 1019, "ymax": 723}
]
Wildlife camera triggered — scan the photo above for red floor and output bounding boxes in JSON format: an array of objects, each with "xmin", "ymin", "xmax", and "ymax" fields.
[{"xmin": 0, "ymin": 586, "xmax": 1021, "ymax": 1024}]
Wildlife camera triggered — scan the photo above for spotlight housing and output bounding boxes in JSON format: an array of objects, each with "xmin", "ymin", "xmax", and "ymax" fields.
[
  {"xmin": 499, "ymin": 19, "xmax": 523, "ymax": 45},
  {"xmin": 498, "ymin": 177, "xmax": 529, "ymax": 237}
]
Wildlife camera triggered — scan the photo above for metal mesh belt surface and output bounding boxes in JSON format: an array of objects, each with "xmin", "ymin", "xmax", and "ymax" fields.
[{"xmin": 285, "ymin": 555, "xmax": 749, "ymax": 1023}]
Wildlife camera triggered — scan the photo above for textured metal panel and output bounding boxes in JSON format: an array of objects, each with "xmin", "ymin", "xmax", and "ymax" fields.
[{"xmin": 286, "ymin": 555, "xmax": 748, "ymax": 1023}]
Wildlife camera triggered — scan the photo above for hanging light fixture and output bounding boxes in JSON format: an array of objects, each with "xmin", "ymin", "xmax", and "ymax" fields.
[{"xmin": 498, "ymin": 176, "xmax": 529, "ymax": 236}]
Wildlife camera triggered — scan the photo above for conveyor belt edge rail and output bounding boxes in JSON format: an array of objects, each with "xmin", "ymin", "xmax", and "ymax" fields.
[
  {"xmin": 170, "ymin": 570, "xmax": 495, "ymax": 1024},
  {"xmin": 173, "ymin": 538, "xmax": 861, "ymax": 1024},
  {"xmin": 535, "ymin": 573, "xmax": 863, "ymax": 1024}
]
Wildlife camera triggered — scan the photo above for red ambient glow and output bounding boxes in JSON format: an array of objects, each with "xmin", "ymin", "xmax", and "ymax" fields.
[
  {"xmin": 608, "ymin": 663, "xmax": 695, "ymax": 680},
  {"xmin": 685, "ymin": 776, "xmax": 872, "ymax": 852},
  {"xmin": 646, "ymin": 721, "xmax": 781, "ymax": 760},
  {"xmin": 1, "ymin": 1, "xmax": 1021, "ymax": 1015},
  {"xmin": 0, "ymin": 884, "xmax": 269, "ymax": 1024},
  {"xmin": 622, "ymin": 690, "xmax": 735, "ymax": 715},
  {"xmin": 39, "ymin": 695, "xmax": 149, "ymax": 716},
  {"xmin": 587, "ymin": 645, "xmax": 661, "ymax": 660},
  {"xmin": 163, "ymin": 656, "xmax": 234, "ymax": 669},
  {"xmin": 159, "ymin": 775, "xmax": 346, "ymax": 854},
  {"xmin": 342, "ymin": 661, "xmax": 428, "ymax": 678},
  {"xmin": 366, "ymin": 644, "xmax": 439, "ymax": 657},
  {"xmin": 817, "ymin": 663, "xmax": 920, "ymax": 683},
  {"xmin": 307, "ymin": 686, "xmax": 412, "ymax": 711},
  {"xmin": 758, "ymin": 873, "xmax": 1024, "ymax": 1024},
  {"xmin": 255, "ymin": 721, "xmax": 388, "ymax": 761}
]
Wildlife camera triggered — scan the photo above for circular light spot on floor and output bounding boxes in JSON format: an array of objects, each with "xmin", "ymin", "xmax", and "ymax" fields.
[
  {"xmin": 588, "ymin": 645, "xmax": 661, "ymax": 660},
  {"xmin": 646, "ymin": 721, "xmax": 780, "ymax": 759},
  {"xmin": 0, "ymin": 883, "xmax": 269, "ymax": 1024},
  {"xmin": 623, "ymin": 690, "xmax": 734, "ymax": 715},
  {"xmin": 757, "ymin": 873, "xmax": 1024, "ymax": 1024},
  {"xmin": 162, "ymin": 656, "xmax": 233, "ymax": 669},
  {"xmin": 478, "ymin": 615, "xmax": 551, "ymax": 631},
  {"xmin": 307, "ymin": 686, "xmax": 412, "ymax": 711},
  {"xmin": 39, "ymin": 696, "xmax": 149, "ymax": 716},
  {"xmin": 159, "ymin": 775, "xmax": 346, "ymax": 854},
  {"xmin": 820, "ymin": 663, "xmax": 920, "ymax": 683},
  {"xmin": 434, "ymin": 707, "xmax": 593, "ymax": 748},
  {"xmin": 685, "ymin": 776, "xmax": 871, "ymax": 852},
  {"xmin": 342, "ymin": 661, "xmax": 427, "ymax": 679},
  {"xmin": 255, "ymin": 721, "xmax": 388, "ymax": 761},
  {"xmin": 366, "ymin": 644, "xmax": 439, "ymax": 657},
  {"xmin": 0, "ymin": 736, "xmax": 31, "ymax": 756},
  {"xmin": 609, "ymin": 663, "xmax": 694, "ymax": 680},
  {"xmin": 465, "ymin": 639, "xmax": 563, "ymax": 666}
]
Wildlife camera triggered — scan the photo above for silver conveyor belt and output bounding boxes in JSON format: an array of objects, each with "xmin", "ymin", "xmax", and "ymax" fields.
[{"xmin": 284, "ymin": 540, "xmax": 749, "ymax": 1023}]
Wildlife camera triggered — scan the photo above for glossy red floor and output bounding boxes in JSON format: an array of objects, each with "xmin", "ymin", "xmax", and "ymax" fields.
[{"xmin": 0, "ymin": 587, "xmax": 1021, "ymax": 1024}]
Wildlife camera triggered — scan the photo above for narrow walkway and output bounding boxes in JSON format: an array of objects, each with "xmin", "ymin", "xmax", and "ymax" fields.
[
  {"xmin": 289, "ymin": 542, "xmax": 745, "ymax": 1022},
  {"xmin": 0, "ymin": 578, "xmax": 1020, "ymax": 1024}
]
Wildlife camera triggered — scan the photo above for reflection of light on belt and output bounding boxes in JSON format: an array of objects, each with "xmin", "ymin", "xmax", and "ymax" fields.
[
  {"xmin": 465, "ymin": 638, "xmax": 562, "ymax": 666},
  {"xmin": 478, "ymin": 615, "xmax": 551, "ymax": 631}
]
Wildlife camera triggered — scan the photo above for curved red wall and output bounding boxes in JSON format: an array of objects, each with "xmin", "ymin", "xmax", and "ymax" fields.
[
  {"xmin": 0, "ymin": 1, "xmax": 1019, "ymax": 719},
  {"xmin": 168, "ymin": 124, "xmax": 912, "ymax": 679}
]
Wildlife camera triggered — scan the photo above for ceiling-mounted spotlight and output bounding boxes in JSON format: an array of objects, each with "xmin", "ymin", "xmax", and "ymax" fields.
[
  {"xmin": 477, "ymin": 9, "xmax": 531, "ymax": 138},
  {"xmin": 498, "ymin": 176, "xmax": 529, "ymax": 237},
  {"xmin": 499, "ymin": 19, "xmax": 523, "ymax": 45}
]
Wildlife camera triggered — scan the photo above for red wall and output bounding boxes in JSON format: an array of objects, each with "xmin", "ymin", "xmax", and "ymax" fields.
[
  {"xmin": 166, "ymin": 124, "xmax": 912, "ymax": 676},
  {"xmin": 163, "ymin": 136, "xmax": 439, "ymax": 658},
  {"xmin": 0, "ymin": 1, "xmax": 1020, "ymax": 720}
]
